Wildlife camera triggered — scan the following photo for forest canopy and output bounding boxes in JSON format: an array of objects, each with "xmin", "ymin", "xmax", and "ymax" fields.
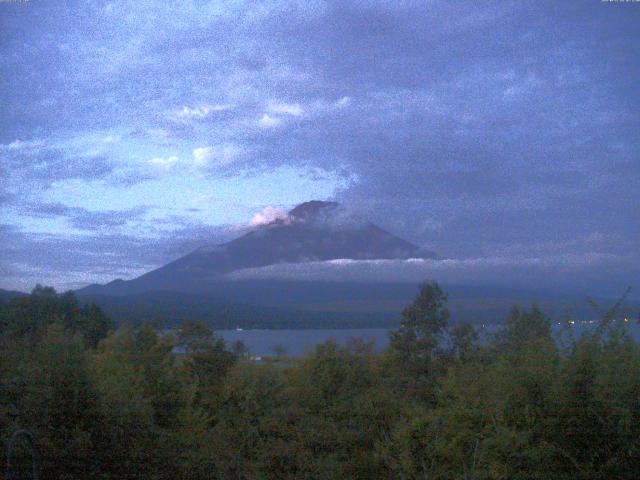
[{"xmin": 1, "ymin": 283, "xmax": 639, "ymax": 479}]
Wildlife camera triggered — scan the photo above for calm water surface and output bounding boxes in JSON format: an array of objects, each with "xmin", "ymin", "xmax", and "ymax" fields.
[{"xmin": 218, "ymin": 322, "xmax": 640, "ymax": 357}]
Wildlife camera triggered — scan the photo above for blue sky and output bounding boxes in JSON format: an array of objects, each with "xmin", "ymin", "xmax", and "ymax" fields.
[{"xmin": 1, "ymin": 0, "xmax": 639, "ymax": 293}]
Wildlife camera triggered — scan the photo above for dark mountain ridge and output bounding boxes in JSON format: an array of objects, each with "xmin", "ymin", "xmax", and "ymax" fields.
[
  {"xmin": 75, "ymin": 282, "xmax": 638, "ymax": 329},
  {"xmin": 0, "ymin": 288, "xmax": 28, "ymax": 303},
  {"xmin": 79, "ymin": 201, "xmax": 437, "ymax": 296}
]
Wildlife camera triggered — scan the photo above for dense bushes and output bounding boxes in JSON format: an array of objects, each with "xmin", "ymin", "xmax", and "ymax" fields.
[{"xmin": 1, "ymin": 284, "xmax": 638, "ymax": 479}]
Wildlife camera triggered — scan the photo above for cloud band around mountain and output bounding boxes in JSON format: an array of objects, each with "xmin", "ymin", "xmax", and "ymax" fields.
[{"xmin": 224, "ymin": 254, "xmax": 637, "ymax": 296}]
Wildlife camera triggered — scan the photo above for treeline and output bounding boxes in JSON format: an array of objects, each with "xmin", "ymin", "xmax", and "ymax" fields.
[{"xmin": 1, "ymin": 283, "xmax": 639, "ymax": 479}]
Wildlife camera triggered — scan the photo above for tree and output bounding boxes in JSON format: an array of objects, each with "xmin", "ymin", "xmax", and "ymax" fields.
[
  {"xmin": 31, "ymin": 284, "xmax": 57, "ymax": 297},
  {"xmin": 272, "ymin": 344, "xmax": 288, "ymax": 358},
  {"xmin": 1, "ymin": 322, "xmax": 100, "ymax": 478},
  {"xmin": 0, "ymin": 286, "xmax": 112, "ymax": 348},
  {"xmin": 389, "ymin": 281, "xmax": 450, "ymax": 369},
  {"xmin": 177, "ymin": 321, "xmax": 237, "ymax": 416},
  {"xmin": 231, "ymin": 339, "xmax": 249, "ymax": 358},
  {"xmin": 450, "ymin": 323, "xmax": 478, "ymax": 361},
  {"xmin": 496, "ymin": 305, "xmax": 552, "ymax": 351},
  {"xmin": 91, "ymin": 326, "xmax": 161, "ymax": 478},
  {"xmin": 78, "ymin": 303, "xmax": 112, "ymax": 348},
  {"xmin": 178, "ymin": 321, "xmax": 215, "ymax": 354}
]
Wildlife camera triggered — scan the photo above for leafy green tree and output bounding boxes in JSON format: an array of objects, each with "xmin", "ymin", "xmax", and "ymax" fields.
[
  {"xmin": 178, "ymin": 320, "xmax": 215, "ymax": 353},
  {"xmin": 496, "ymin": 305, "xmax": 553, "ymax": 351},
  {"xmin": 283, "ymin": 341, "xmax": 392, "ymax": 478},
  {"xmin": 230, "ymin": 339, "xmax": 249, "ymax": 358},
  {"xmin": 79, "ymin": 303, "xmax": 112, "ymax": 348},
  {"xmin": 0, "ymin": 285, "xmax": 112, "ymax": 348},
  {"xmin": 4, "ymin": 280, "xmax": 640, "ymax": 479},
  {"xmin": 1, "ymin": 322, "xmax": 99, "ymax": 478},
  {"xmin": 91, "ymin": 326, "xmax": 160, "ymax": 478},
  {"xmin": 178, "ymin": 321, "xmax": 237, "ymax": 417},
  {"xmin": 209, "ymin": 363, "xmax": 290, "ymax": 478},
  {"xmin": 387, "ymin": 281, "xmax": 450, "ymax": 398},
  {"xmin": 450, "ymin": 323, "xmax": 478, "ymax": 361},
  {"xmin": 390, "ymin": 281, "xmax": 450, "ymax": 357}
]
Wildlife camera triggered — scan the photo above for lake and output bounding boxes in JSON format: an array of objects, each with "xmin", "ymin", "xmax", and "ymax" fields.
[
  {"xmin": 218, "ymin": 321, "xmax": 640, "ymax": 357},
  {"xmin": 217, "ymin": 328, "xmax": 390, "ymax": 357}
]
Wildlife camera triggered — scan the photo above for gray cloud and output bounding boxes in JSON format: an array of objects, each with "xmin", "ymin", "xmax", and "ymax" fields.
[
  {"xmin": 0, "ymin": 219, "xmax": 237, "ymax": 291},
  {"xmin": 1, "ymin": 0, "xmax": 638, "ymax": 291},
  {"xmin": 15, "ymin": 202, "xmax": 150, "ymax": 230},
  {"xmin": 225, "ymin": 255, "xmax": 639, "ymax": 299},
  {"xmin": 1, "ymin": 140, "xmax": 116, "ymax": 188}
]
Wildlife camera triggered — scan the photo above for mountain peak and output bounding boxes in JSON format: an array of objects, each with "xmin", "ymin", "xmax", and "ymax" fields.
[
  {"xmin": 288, "ymin": 200, "xmax": 338, "ymax": 220},
  {"xmin": 77, "ymin": 200, "xmax": 439, "ymax": 295}
]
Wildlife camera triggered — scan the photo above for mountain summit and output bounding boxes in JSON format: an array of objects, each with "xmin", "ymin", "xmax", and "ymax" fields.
[
  {"xmin": 288, "ymin": 200, "xmax": 339, "ymax": 220},
  {"xmin": 79, "ymin": 201, "xmax": 438, "ymax": 295}
]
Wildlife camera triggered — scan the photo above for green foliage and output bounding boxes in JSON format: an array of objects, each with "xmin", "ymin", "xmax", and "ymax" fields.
[
  {"xmin": 0, "ymin": 285, "xmax": 113, "ymax": 348},
  {"xmin": 0, "ymin": 323, "xmax": 98, "ymax": 478},
  {"xmin": 1, "ymin": 284, "xmax": 639, "ymax": 478},
  {"xmin": 497, "ymin": 304, "xmax": 553, "ymax": 351},
  {"xmin": 391, "ymin": 281, "xmax": 450, "ymax": 353},
  {"xmin": 451, "ymin": 322, "xmax": 478, "ymax": 361},
  {"xmin": 386, "ymin": 281, "xmax": 452, "ymax": 401},
  {"xmin": 178, "ymin": 321, "xmax": 237, "ymax": 417}
]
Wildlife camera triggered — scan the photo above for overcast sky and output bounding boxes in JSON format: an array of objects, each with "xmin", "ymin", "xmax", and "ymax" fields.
[{"xmin": 1, "ymin": 0, "xmax": 639, "ymax": 293}]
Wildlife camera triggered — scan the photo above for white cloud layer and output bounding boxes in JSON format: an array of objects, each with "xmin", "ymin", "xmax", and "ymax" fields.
[
  {"xmin": 267, "ymin": 102, "xmax": 304, "ymax": 116},
  {"xmin": 169, "ymin": 104, "xmax": 231, "ymax": 121},
  {"xmin": 148, "ymin": 156, "xmax": 178, "ymax": 170},
  {"xmin": 225, "ymin": 254, "xmax": 634, "ymax": 289},
  {"xmin": 258, "ymin": 113, "xmax": 282, "ymax": 128},
  {"xmin": 192, "ymin": 144, "xmax": 244, "ymax": 168},
  {"xmin": 0, "ymin": 139, "xmax": 45, "ymax": 152}
]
